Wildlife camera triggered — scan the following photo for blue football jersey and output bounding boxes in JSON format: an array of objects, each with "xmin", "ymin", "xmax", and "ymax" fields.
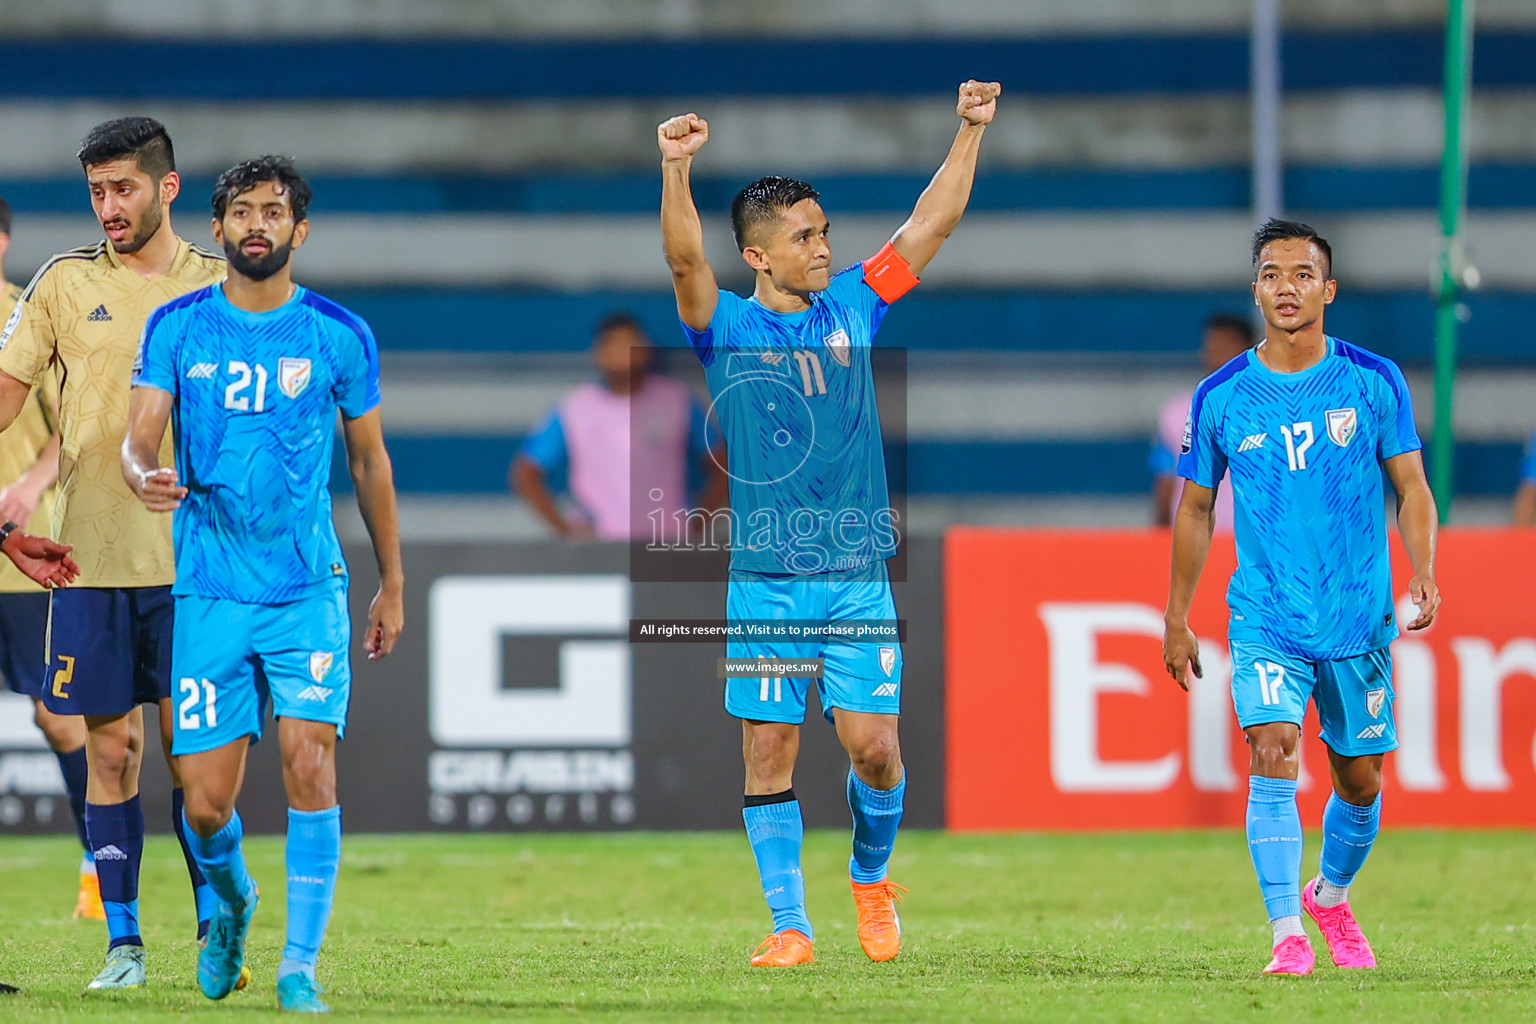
[
  {"xmin": 134, "ymin": 283, "xmax": 381, "ymax": 604},
  {"xmin": 684, "ymin": 264, "xmax": 897, "ymax": 575},
  {"xmin": 1178, "ymin": 337, "xmax": 1421, "ymax": 659}
]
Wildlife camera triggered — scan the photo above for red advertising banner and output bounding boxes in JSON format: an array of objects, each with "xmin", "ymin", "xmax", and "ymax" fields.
[{"xmin": 945, "ymin": 528, "xmax": 1536, "ymax": 829}]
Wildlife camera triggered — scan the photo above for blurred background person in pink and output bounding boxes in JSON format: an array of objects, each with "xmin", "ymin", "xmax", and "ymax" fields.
[
  {"xmin": 1151, "ymin": 312, "xmax": 1255, "ymax": 532},
  {"xmin": 512, "ymin": 312, "xmax": 726, "ymax": 541}
]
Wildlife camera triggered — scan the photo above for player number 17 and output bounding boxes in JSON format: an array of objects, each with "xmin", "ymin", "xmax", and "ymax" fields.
[
  {"xmin": 1279, "ymin": 421, "xmax": 1315, "ymax": 472},
  {"xmin": 1254, "ymin": 661, "xmax": 1287, "ymax": 706}
]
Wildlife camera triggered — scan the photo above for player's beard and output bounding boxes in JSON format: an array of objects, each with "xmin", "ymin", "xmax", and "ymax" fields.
[
  {"xmin": 223, "ymin": 233, "xmax": 294, "ymax": 281},
  {"xmin": 105, "ymin": 192, "xmax": 164, "ymax": 255}
]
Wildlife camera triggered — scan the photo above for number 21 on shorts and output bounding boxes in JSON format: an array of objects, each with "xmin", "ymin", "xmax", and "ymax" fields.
[
  {"xmin": 178, "ymin": 676, "xmax": 219, "ymax": 729},
  {"xmin": 1255, "ymin": 660, "xmax": 1287, "ymax": 706}
]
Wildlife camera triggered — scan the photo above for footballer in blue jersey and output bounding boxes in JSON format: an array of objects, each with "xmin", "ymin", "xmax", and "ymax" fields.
[
  {"xmin": 658, "ymin": 80, "xmax": 1001, "ymax": 967},
  {"xmin": 1163, "ymin": 219, "xmax": 1441, "ymax": 978},
  {"xmin": 124, "ymin": 158, "xmax": 402, "ymax": 1012}
]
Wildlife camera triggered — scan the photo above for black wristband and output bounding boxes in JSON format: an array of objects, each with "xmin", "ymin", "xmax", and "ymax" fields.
[{"xmin": 0, "ymin": 521, "xmax": 18, "ymax": 548}]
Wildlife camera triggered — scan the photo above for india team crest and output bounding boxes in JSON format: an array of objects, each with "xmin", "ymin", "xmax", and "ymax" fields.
[
  {"xmin": 1365, "ymin": 687, "xmax": 1386, "ymax": 719},
  {"xmin": 1326, "ymin": 407, "xmax": 1358, "ymax": 448},
  {"xmin": 309, "ymin": 651, "xmax": 335, "ymax": 684},
  {"xmin": 823, "ymin": 328, "xmax": 852, "ymax": 368},
  {"xmin": 279, "ymin": 357, "xmax": 313, "ymax": 399},
  {"xmin": 878, "ymin": 646, "xmax": 896, "ymax": 677}
]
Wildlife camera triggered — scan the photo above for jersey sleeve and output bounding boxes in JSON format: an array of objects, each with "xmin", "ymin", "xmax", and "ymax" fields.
[
  {"xmin": 0, "ymin": 269, "xmax": 59, "ymax": 388},
  {"xmin": 519, "ymin": 408, "xmax": 568, "ymax": 474},
  {"xmin": 333, "ymin": 315, "xmax": 383, "ymax": 418},
  {"xmin": 132, "ymin": 303, "xmax": 180, "ymax": 396},
  {"xmin": 1176, "ymin": 387, "xmax": 1227, "ymax": 489},
  {"xmin": 680, "ymin": 290, "xmax": 741, "ymax": 368},
  {"xmin": 1373, "ymin": 357, "xmax": 1422, "ymax": 460},
  {"xmin": 1522, "ymin": 432, "xmax": 1536, "ymax": 485}
]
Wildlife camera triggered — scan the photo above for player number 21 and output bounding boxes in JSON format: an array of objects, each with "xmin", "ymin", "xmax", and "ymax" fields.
[
  {"xmin": 1279, "ymin": 421, "xmax": 1315, "ymax": 472},
  {"xmin": 224, "ymin": 360, "xmax": 269, "ymax": 412},
  {"xmin": 1254, "ymin": 661, "xmax": 1287, "ymax": 706},
  {"xmin": 178, "ymin": 677, "xmax": 219, "ymax": 730}
]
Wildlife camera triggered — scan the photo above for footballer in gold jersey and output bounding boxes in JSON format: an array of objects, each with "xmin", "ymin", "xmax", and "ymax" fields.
[
  {"xmin": 0, "ymin": 198, "xmax": 101, "ymax": 920},
  {"xmin": 0, "ymin": 119, "xmax": 225, "ymax": 991}
]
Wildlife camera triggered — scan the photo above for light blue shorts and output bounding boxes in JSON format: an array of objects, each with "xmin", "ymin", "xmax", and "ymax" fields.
[
  {"xmin": 724, "ymin": 560, "xmax": 902, "ymax": 725},
  {"xmin": 170, "ymin": 582, "xmax": 352, "ymax": 756},
  {"xmin": 1229, "ymin": 639, "xmax": 1397, "ymax": 756}
]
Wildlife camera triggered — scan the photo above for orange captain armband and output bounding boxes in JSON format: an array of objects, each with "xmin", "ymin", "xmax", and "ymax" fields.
[{"xmin": 861, "ymin": 242, "xmax": 920, "ymax": 305}]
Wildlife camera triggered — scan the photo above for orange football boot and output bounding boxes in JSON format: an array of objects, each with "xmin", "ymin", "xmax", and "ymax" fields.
[
  {"xmin": 851, "ymin": 879, "xmax": 907, "ymax": 962},
  {"xmin": 74, "ymin": 869, "xmax": 105, "ymax": 921},
  {"xmin": 750, "ymin": 929, "xmax": 814, "ymax": 967}
]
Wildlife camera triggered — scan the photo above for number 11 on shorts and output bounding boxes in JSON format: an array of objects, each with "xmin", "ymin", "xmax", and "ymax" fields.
[
  {"xmin": 1255, "ymin": 661, "xmax": 1286, "ymax": 706},
  {"xmin": 759, "ymin": 676, "xmax": 782, "ymax": 703}
]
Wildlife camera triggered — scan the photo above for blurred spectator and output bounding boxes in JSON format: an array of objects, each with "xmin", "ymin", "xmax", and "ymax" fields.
[
  {"xmin": 511, "ymin": 313, "xmax": 726, "ymax": 540},
  {"xmin": 1151, "ymin": 312, "xmax": 1256, "ymax": 530},
  {"xmin": 1514, "ymin": 432, "xmax": 1536, "ymax": 526}
]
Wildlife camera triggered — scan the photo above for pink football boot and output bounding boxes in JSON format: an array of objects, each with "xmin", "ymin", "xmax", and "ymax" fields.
[
  {"xmin": 1301, "ymin": 875, "xmax": 1378, "ymax": 968},
  {"xmin": 1263, "ymin": 934, "xmax": 1316, "ymax": 976}
]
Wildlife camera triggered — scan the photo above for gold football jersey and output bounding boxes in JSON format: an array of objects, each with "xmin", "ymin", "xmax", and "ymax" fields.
[
  {"xmin": 0, "ymin": 281, "xmax": 58, "ymax": 593},
  {"xmin": 0, "ymin": 240, "xmax": 224, "ymax": 588}
]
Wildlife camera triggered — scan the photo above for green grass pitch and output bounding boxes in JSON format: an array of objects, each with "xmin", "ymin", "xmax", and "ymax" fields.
[{"xmin": 1, "ymin": 830, "xmax": 1532, "ymax": 1022}]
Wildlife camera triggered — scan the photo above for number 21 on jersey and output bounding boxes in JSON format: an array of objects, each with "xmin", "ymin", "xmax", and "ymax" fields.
[{"xmin": 224, "ymin": 361, "xmax": 268, "ymax": 412}]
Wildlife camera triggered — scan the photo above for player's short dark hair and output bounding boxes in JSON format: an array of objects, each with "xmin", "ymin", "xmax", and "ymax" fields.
[
  {"xmin": 0, "ymin": 195, "xmax": 11, "ymax": 237},
  {"xmin": 211, "ymin": 156, "xmax": 312, "ymax": 223},
  {"xmin": 731, "ymin": 176, "xmax": 821, "ymax": 251},
  {"xmin": 1251, "ymin": 218, "xmax": 1332, "ymax": 278},
  {"xmin": 76, "ymin": 117, "xmax": 176, "ymax": 179},
  {"xmin": 593, "ymin": 311, "xmax": 646, "ymax": 342},
  {"xmin": 1202, "ymin": 311, "xmax": 1256, "ymax": 346}
]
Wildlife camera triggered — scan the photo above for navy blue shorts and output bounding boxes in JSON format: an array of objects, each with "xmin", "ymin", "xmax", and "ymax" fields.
[
  {"xmin": 42, "ymin": 586, "xmax": 175, "ymax": 716},
  {"xmin": 0, "ymin": 591, "xmax": 49, "ymax": 700}
]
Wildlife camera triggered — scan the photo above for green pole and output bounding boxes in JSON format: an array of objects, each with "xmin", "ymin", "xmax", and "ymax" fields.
[{"xmin": 1433, "ymin": 0, "xmax": 1475, "ymax": 524}]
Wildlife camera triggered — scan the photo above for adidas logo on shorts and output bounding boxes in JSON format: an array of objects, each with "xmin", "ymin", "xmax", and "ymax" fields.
[
  {"xmin": 1355, "ymin": 723, "xmax": 1388, "ymax": 740},
  {"xmin": 295, "ymin": 685, "xmax": 334, "ymax": 703},
  {"xmin": 94, "ymin": 845, "xmax": 128, "ymax": 861}
]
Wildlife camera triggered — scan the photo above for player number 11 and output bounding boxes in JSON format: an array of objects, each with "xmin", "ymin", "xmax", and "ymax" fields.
[{"xmin": 790, "ymin": 350, "xmax": 827, "ymax": 397}]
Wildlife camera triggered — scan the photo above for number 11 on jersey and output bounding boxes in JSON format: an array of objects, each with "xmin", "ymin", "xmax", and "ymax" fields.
[{"xmin": 790, "ymin": 351, "xmax": 826, "ymax": 397}]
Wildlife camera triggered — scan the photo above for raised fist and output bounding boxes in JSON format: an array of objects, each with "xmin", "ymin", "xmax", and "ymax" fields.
[
  {"xmin": 658, "ymin": 113, "xmax": 710, "ymax": 161},
  {"xmin": 957, "ymin": 80, "xmax": 1002, "ymax": 126}
]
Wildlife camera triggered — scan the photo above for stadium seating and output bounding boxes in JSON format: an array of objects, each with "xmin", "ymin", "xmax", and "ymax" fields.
[{"xmin": 4, "ymin": 0, "xmax": 1533, "ymax": 506}]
